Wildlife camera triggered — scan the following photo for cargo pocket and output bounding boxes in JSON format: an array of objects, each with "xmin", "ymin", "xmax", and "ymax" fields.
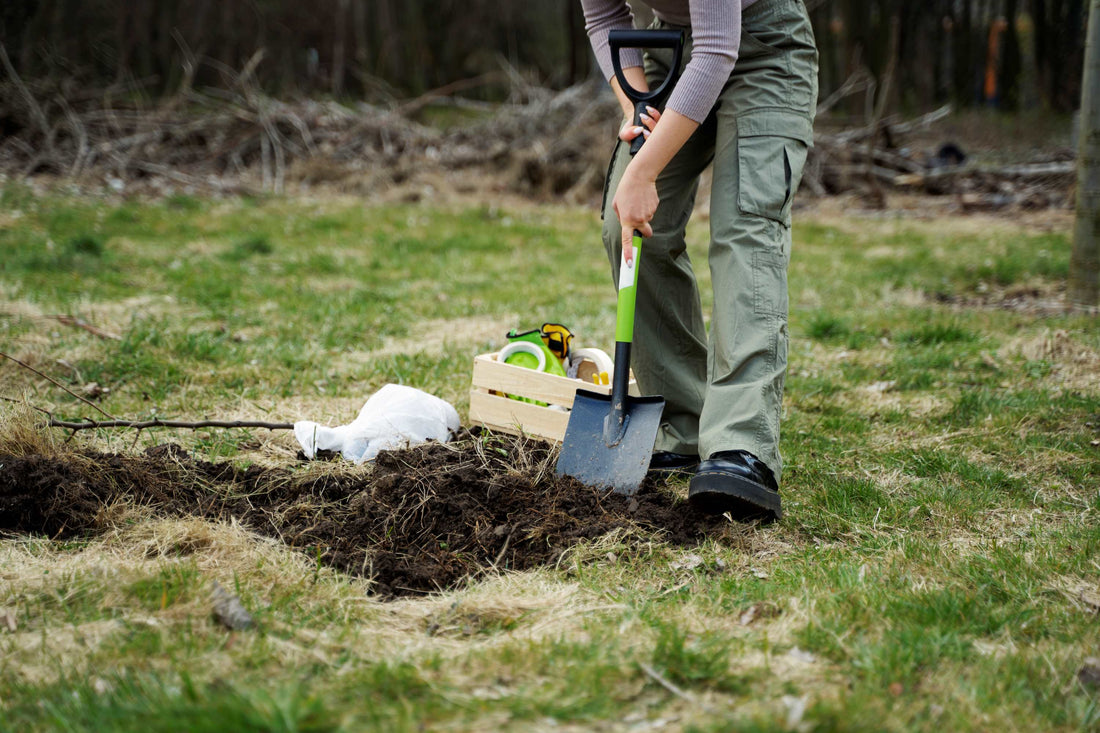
[
  {"xmin": 753, "ymin": 249, "xmax": 789, "ymax": 317},
  {"xmin": 736, "ymin": 110, "xmax": 813, "ymax": 226}
]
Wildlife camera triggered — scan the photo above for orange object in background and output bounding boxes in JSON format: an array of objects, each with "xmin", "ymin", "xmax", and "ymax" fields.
[{"xmin": 984, "ymin": 17, "xmax": 1009, "ymax": 103}]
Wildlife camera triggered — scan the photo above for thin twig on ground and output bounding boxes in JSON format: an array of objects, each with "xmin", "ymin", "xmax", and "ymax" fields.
[
  {"xmin": 45, "ymin": 315, "xmax": 122, "ymax": 341},
  {"xmin": 637, "ymin": 661, "xmax": 696, "ymax": 703},
  {"xmin": 0, "ymin": 351, "xmax": 114, "ymax": 419},
  {"xmin": 636, "ymin": 661, "xmax": 722, "ymax": 715}
]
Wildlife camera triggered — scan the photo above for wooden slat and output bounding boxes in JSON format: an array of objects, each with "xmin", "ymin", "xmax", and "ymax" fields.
[
  {"xmin": 468, "ymin": 389, "xmax": 569, "ymax": 442},
  {"xmin": 472, "ymin": 353, "xmax": 637, "ymax": 405},
  {"xmin": 472, "ymin": 353, "xmax": 600, "ymax": 407},
  {"xmin": 468, "ymin": 353, "xmax": 642, "ymax": 442}
]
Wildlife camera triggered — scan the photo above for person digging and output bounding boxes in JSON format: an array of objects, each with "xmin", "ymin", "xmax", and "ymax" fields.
[{"xmin": 580, "ymin": 0, "xmax": 818, "ymax": 521}]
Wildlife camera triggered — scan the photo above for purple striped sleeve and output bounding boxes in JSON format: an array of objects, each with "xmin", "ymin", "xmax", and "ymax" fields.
[
  {"xmin": 581, "ymin": 0, "xmax": 644, "ymax": 87},
  {"xmin": 666, "ymin": 0, "xmax": 739, "ymax": 122}
]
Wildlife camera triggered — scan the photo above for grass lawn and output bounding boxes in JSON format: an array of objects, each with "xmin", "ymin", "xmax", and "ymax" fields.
[{"xmin": 0, "ymin": 182, "xmax": 1097, "ymax": 731}]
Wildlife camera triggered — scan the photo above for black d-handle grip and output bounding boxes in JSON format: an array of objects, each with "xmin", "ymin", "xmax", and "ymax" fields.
[{"xmin": 609, "ymin": 29, "xmax": 685, "ymax": 155}]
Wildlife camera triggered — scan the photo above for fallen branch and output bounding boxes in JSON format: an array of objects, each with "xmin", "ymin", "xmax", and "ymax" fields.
[
  {"xmin": 882, "ymin": 104, "xmax": 954, "ymax": 136},
  {"xmin": 816, "ymin": 68, "xmax": 874, "ymax": 117},
  {"xmin": 892, "ymin": 161, "xmax": 1075, "ymax": 187},
  {"xmin": 47, "ymin": 417, "xmax": 294, "ymax": 431},
  {"xmin": 2, "ymin": 395, "xmax": 293, "ymax": 432},
  {"xmin": 818, "ymin": 104, "xmax": 953, "ymax": 146},
  {"xmin": 396, "ymin": 71, "xmax": 507, "ymax": 116},
  {"xmin": 995, "ymin": 162, "xmax": 1076, "ymax": 176}
]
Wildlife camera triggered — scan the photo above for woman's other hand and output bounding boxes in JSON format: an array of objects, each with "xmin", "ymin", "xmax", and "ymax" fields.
[{"xmin": 618, "ymin": 104, "xmax": 660, "ymax": 144}]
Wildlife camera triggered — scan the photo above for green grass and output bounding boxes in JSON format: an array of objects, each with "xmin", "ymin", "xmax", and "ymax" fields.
[
  {"xmin": 2, "ymin": 672, "xmax": 342, "ymax": 733},
  {"xmin": 1, "ymin": 182, "xmax": 1098, "ymax": 731},
  {"xmin": 124, "ymin": 563, "xmax": 203, "ymax": 611}
]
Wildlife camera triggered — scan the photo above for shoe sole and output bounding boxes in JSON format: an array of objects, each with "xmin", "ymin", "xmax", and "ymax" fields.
[
  {"xmin": 688, "ymin": 471, "xmax": 782, "ymax": 521},
  {"xmin": 647, "ymin": 462, "xmax": 699, "ymax": 478}
]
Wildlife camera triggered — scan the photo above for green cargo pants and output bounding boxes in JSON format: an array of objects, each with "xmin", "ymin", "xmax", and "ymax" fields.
[{"xmin": 601, "ymin": 0, "xmax": 817, "ymax": 482}]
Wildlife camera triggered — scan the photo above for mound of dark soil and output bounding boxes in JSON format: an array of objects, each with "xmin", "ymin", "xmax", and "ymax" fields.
[{"xmin": 0, "ymin": 431, "xmax": 727, "ymax": 596}]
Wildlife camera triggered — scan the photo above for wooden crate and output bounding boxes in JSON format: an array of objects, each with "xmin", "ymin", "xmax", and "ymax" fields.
[{"xmin": 468, "ymin": 352, "xmax": 638, "ymax": 442}]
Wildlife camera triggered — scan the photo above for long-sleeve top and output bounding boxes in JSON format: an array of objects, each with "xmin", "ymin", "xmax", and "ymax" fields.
[{"xmin": 580, "ymin": 0, "xmax": 757, "ymax": 123}]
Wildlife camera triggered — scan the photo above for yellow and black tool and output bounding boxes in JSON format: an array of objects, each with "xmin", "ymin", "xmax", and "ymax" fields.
[{"xmin": 540, "ymin": 322, "xmax": 574, "ymax": 363}]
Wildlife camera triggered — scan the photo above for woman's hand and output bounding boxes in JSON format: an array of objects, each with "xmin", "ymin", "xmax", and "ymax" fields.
[
  {"xmin": 618, "ymin": 104, "xmax": 660, "ymax": 145},
  {"xmin": 612, "ymin": 163, "xmax": 658, "ymax": 265},
  {"xmin": 614, "ymin": 106, "xmax": 660, "ymax": 264}
]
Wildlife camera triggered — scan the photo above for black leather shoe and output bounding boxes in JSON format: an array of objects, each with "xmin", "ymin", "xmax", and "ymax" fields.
[
  {"xmin": 648, "ymin": 451, "xmax": 700, "ymax": 477},
  {"xmin": 688, "ymin": 450, "xmax": 781, "ymax": 521}
]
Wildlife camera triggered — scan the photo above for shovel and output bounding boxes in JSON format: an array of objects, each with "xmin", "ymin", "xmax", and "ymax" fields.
[{"xmin": 555, "ymin": 29, "xmax": 684, "ymax": 495}]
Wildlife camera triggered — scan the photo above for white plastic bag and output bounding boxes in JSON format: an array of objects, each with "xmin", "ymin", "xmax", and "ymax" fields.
[{"xmin": 294, "ymin": 384, "xmax": 461, "ymax": 463}]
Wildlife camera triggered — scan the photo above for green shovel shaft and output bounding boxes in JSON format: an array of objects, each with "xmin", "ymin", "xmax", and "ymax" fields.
[
  {"xmin": 606, "ymin": 230, "xmax": 643, "ymax": 435},
  {"xmin": 615, "ymin": 232, "xmax": 643, "ymax": 343}
]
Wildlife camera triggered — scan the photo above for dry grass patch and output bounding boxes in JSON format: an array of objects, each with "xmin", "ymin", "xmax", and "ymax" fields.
[
  {"xmin": 0, "ymin": 403, "xmax": 65, "ymax": 458},
  {"xmin": 999, "ymin": 329, "xmax": 1100, "ymax": 392},
  {"xmin": 337, "ymin": 314, "xmax": 518, "ymax": 363},
  {"xmin": 845, "ymin": 382, "xmax": 947, "ymax": 418},
  {"xmin": 2, "ymin": 512, "xmax": 661, "ymax": 686}
]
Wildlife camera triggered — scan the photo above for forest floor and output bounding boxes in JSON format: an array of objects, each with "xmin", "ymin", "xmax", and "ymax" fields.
[{"xmin": 0, "ymin": 74, "xmax": 1080, "ymax": 213}]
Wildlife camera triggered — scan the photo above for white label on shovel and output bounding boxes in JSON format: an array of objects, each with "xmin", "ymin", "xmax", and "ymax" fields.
[{"xmin": 618, "ymin": 248, "xmax": 637, "ymax": 291}]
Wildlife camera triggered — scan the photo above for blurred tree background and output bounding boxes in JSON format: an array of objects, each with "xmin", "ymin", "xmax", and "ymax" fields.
[{"xmin": 0, "ymin": 0, "xmax": 1088, "ymax": 113}]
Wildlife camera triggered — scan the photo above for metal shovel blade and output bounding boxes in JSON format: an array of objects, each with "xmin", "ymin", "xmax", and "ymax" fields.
[{"xmin": 556, "ymin": 389, "xmax": 665, "ymax": 495}]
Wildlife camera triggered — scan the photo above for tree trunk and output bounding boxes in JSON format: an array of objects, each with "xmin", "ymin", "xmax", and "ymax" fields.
[
  {"xmin": 1071, "ymin": 0, "xmax": 1100, "ymax": 307},
  {"xmin": 352, "ymin": 0, "xmax": 368, "ymax": 87},
  {"xmin": 333, "ymin": 0, "xmax": 349, "ymax": 95},
  {"xmin": 567, "ymin": 0, "xmax": 580, "ymax": 84},
  {"xmin": 1001, "ymin": 0, "xmax": 1022, "ymax": 109}
]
